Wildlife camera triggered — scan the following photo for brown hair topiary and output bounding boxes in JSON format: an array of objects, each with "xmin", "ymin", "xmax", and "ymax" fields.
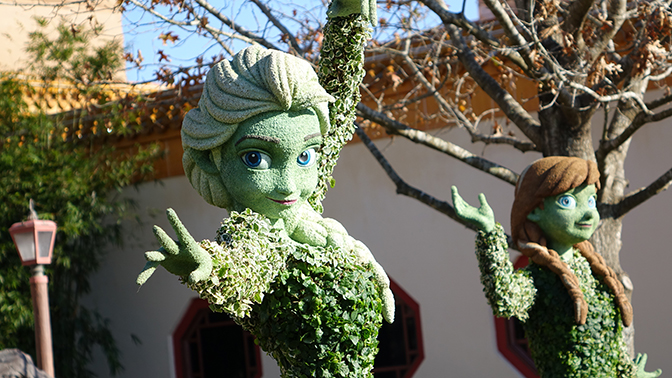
[{"xmin": 510, "ymin": 156, "xmax": 632, "ymax": 326}]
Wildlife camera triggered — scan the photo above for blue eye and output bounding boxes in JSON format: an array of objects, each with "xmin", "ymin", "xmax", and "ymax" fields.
[
  {"xmin": 588, "ymin": 196, "xmax": 596, "ymax": 209},
  {"xmin": 557, "ymin": 195, "xmax": 577, "ymax": 209},
  {"xmin": 241, "ymin": 151, "xmax": 271, "ymax": 169},
  {"xmin": 297, "ymin": 148, "xmax": 317, "ymax": 167}
]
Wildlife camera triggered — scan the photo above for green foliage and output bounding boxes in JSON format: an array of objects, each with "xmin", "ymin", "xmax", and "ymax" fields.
[
  {"xmin": 188, "ymin": 210, "xmax": 291, "ymax": 318},
  {"xmin": 475, "ymin": 224, "xmax": 536, "ymax": 321},
  {"xmin": 475, "ymin": 226, "xmax": 636, "ymax": 378},
  {"xmin": 186, "ymin": 210, "xmax": 383, "ymax": 378},
  {"xmin": 312, "ymin": 14, "xmax": 371, "ymax": 213},
  {"xmin": 525, "ymin": 249, "xmax": 635, "ymax": 378},
  {"xmin": 0, "ymin": 20, "xmax": 159, "ymax": 378},
  {"xmin": 27, "ymin": 17, "xmax": 122, "ymax": 83}
]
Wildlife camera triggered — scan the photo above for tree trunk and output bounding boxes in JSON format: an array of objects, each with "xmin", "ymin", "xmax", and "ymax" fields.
[
  {"xmin": 539, "ymin": 90, "xmax": 640, "ymax": 356},
  {"xmin": 537, "ymin": 93, "xmax": 598, "ymax": 159}
]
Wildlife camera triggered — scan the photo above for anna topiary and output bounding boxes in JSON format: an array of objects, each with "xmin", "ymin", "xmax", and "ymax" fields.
[{"xmin": 452, "ymin": 156, "xmax": 661, "ymax": 378}]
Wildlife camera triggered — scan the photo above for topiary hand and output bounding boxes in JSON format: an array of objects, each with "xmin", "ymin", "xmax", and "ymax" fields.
[
  {"xmin": 326, "ymin": 0, "xmax": 377, "ymax": 26},
  {"xmin": 451, "ymin": 186, "xmax": 496, "ymax": 233},
  {"xmin": 635, "ymin": 353, "xmax": 662, "ymax": 378},
  {"xmin": 136, "ymin": 208, "xmax": 213, "ymax": 286}
]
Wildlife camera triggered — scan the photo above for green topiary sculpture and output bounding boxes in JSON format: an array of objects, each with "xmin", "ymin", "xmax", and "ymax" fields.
[
  {"xmin": 452, "ymin": 156, "xmax": 661, "ymax": 378},
  {"xmin": 136, "ymin": 2, "xmax": 395, "ymax": 377}
]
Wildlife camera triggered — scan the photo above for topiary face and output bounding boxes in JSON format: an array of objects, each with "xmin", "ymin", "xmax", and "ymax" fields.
[
  {"xmin": 218, "ymin": 109, "xmax": 322, "ymax": 222},
  {"xmin": 527, "ymin": 184, "xmax": 600, "ymax": 248}
]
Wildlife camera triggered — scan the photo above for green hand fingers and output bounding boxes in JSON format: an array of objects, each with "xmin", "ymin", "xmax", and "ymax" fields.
[
  {"xmin": 451, "ymin": 186, "xmax": 495, "ymax": 232},
  {"xmin": 635, "ymin": 353, "xmax": 662, "ymax": 378},
  {"xmin": 188, "ymin": 260, "xmax": 213, "ymax": 284},
  {"xmin": 153, "ymin": 225, "xmax": 178, "ymax": 255},
  {"xmin": 477, "ymin": 193, "xmax": 489, "ymax": 211},
  {"xmin": 145, "ymin": 250, "xmax": 167, "ymax": 262},
  {"xmin": 136, "ymin": 261, "xmax": 160, "ymax": 286},
  {"xmin": 166, "ymin": 208, "xmax": 196, "ymax": 249},
  {"xmin": 327, "ymin": 0, "xmax": 377, "ymax": 26},
  {"xmin": 138, "ymin": 208, "xmax": 213, "ymax": 286}
]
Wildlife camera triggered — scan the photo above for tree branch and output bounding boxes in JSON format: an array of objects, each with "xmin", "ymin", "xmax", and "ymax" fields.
[
  {"xmin": 611, "ymin": 166, "xmax": 672, "ymax": 218},
  {"xmin": 566, "ymin": 81, "xmax": 652, "ymax": 114},
  {"xmin": 248, "ymin": 0, "xmax": 304, "ymax": 55},
  {"xmin": 562, "ymin": 0, "xmax": 595, "ymax": 41},
  {"xmin": 646, "ymin": 92, "xmax": 672, "ymax": 110},
  {"xmin": 470, "ymin": 110, "xmax": 538, "ymax": 152},
  {"xmin": 587, "ymin": 0, "xmax": 627, "ymax": 65},
  {"xmin": 599, "ymin": 106, "xmax": 672, "ymax": 157},
  {"xmin": 445, "ymin": 24, "xmax": 543, "ymax": 146},
  {"xmin": 479, "ymin": 0, "xmax": 536, "ymax": 71},
  {"xmin": 419, "ymin": 0, "xmax": 499, "ymax": 47},
  {"xmin": 419, "ymin": 0, "xmax": 531, "ymax": 73},
  {"xmin": 357, "ymin": 103, "xmax": 521, "ymax": 185},
  {"xmin": 355, "ymin": 125, "xmax": 519, "ymax": 247},
  {"xmin": 354, "ymin": 125, "xmax": 476, "ymax": 230},
  {"xmin": 191, "ymin": 0, "xmax": 279, "ymax": 50},
  {"xmin": 382, "ymin": 41, "xmax": 535, "ymax": 153},
  {"xmin": 125, "ymin": 0, "xmax": 250, "ymax": 54}
]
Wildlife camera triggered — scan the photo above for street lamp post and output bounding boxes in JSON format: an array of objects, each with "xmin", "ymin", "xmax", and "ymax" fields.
[{"xmin": 8, "ymin": 200, "xmax": 57, "ymax": 377}]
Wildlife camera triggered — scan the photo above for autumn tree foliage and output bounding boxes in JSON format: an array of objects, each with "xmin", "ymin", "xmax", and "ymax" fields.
[{"xmin": 122, "ymin": 0, "xmax": 672, "ymax": 354}]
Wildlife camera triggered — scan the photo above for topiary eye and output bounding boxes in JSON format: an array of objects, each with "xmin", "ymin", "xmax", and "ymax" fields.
[
  {"xmin": 587, "ymin": 196, "xmax": 596, "ymax": 209},
  {"xmin": 557, "ymin": 195, "xmax": 576, "ymax": 209},
  {"xmin": 241, "ymin": 151, "xmax": 271, "ymax": 169},
  {"xmin": 297, "ymin": 148, "xmax": 316, "ymax": 167}
]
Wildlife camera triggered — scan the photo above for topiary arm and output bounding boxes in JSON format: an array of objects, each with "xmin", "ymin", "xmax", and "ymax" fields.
[
  {"xmin": 185, "ymin": 210, "xmax": 291, "ymax": 319},
  {"xmin": 136, "ymin": 208, "xmax": 213, "ymax": 286},
  {"xmin": 475, "ymin": 224, "xmax": 537, "ymax": 321},
  {"xmin": 452, "ymin": 185, "xmax": 536, "ymax": 319},
  {"xmin": 311, "ymin": 2, "xmax": 372, "ymax": 212},
  {"xmin": 451, "ymin": 186, "xmax": 495, "ymax": 233},
  {"xmin": 288, "ymin": 204, "xmax": 396, "ymax": 323}
]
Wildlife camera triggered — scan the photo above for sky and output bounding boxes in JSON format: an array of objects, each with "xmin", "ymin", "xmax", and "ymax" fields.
[{"xmin": 122, "ymin": 0, "xmax": 479, "ymax": 83}]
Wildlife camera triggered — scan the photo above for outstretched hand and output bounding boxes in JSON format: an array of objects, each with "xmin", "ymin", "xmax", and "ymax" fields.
[
  {"xmin": 451, "ymin": 186, "xmax": 496, "ymax": 233},
  {"xmin": 136, "ymin": 208, "xmax": 213, "ymax": 286},
  {"xmin": 635, "ymin": 353, "xmax": 662, "ymax": 378},
  {"xmin": 327, "ymin": 0, "xmax": 377, "ymax": 26}
]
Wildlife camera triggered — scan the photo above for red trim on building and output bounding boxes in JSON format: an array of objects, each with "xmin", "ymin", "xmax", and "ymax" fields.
[{"xmin": 172, "ymin": 297, "xmax": 262, "ymax": 378}]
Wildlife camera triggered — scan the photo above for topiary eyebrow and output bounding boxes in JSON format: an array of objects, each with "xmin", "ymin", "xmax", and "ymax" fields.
[
  {"xmin": 235, "ymin": 135, "xmax": 281, "ymax": 146},
  {"xmin": 304, "ymin": 132, "xmax": 321, "ymax": 141}
]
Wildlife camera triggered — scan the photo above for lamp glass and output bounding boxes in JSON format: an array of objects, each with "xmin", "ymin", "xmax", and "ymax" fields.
[
  {"xmin": 14, "ymin": 231, "xmax": 36, "ymax": 262},
  {"xmin": 38, "ymin": 231, "xmax": 53, "ymax": 258}
]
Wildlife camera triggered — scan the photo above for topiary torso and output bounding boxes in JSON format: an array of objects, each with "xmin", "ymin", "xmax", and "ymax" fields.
[
  {"xmin": 476, "ymin": 224, "xmax": 636, "ymax": 378},
  {"xmin": 185, "ymin": 210, "xmax": 383, "ymax": 378}
]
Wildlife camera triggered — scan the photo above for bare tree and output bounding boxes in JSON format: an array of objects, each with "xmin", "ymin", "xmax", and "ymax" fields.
[{"xmin": 121, "ymin": 0, "xmax": 672, "ymax": 356}]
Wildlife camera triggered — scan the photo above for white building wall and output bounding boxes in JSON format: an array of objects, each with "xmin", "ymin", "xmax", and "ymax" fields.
[{"xmin": 86, "ymin": 117, "xmax": 672, "ymax": 378}]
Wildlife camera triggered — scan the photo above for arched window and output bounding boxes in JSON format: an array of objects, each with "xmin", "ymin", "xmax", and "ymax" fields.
[
  {"xmin": 373, "ymin": 279, "xmax": 424, "ymax": 378},
  {"xmin": 493, "ymin": 255, "xmax": 539, "ymax": 378},
  {"xmin": 172, "ymin": 298, "xmax": 262, "ymax": 378}
]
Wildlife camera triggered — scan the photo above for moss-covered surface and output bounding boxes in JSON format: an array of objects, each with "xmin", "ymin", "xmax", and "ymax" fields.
[
  {"xmin": 185, "ymin": 210, "xmax": 383, "ymax": 378},
  {"xmin": 311, "ymin": 14, "xmax": 370, "ymax": 213},
  {"xmin": 475, "ymin": 225, "xmax": 636, "ymax": 378}
]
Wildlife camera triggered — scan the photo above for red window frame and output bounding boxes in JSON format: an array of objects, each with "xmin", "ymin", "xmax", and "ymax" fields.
[
  {"xmin": 172, "ymin": 298, "xmax": 263, "ymax": 378},
  {"xmin": 373, "ymin": 278, "xmax": 425, "ymax": 378}
]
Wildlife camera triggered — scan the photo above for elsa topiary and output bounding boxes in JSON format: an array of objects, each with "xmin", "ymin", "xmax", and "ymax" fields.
[
  {"xmin": 452, "ymin": 156, "xmax": 661, "ymax": 378},
  {"xmin": 135, "ymin": 3, "xmax": 395, "ymax": 377}
]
